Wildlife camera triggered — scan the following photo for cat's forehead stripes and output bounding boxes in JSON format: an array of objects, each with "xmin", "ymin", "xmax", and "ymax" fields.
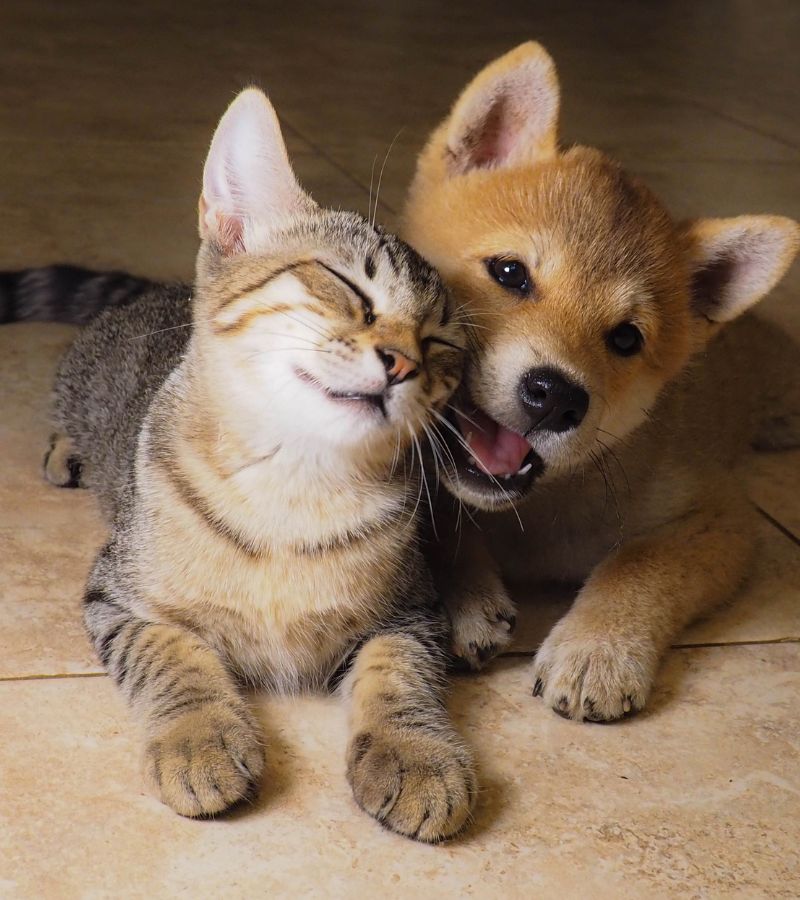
[
  {"xmin": 303, "ymin": 211, "xmax": 447, "ymax": 316},
  {"xmin": 216, "ymin": 260, "xmax": 309, "ymax": 311},
  {"xmin": 211, "ymin": 269, "xmax": 322, "ymax": 335},
  {"xmin": 213, "ymin": 254, "xmax": 444, "ymax": 338}
]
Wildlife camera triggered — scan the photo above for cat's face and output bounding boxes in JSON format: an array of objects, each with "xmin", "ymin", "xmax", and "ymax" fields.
[
  {"xmin": 198, "ymin": 217, "xmax": 463, "ymax": 457},
  {"xmin": 193, "ymin": 90, "xmax": 463, "ymax": 464}
]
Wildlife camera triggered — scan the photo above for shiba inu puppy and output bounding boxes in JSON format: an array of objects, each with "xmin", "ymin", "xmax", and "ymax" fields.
[{"xmin": 405, "ymin": 42, "xmax": 800, "ymax": 721}]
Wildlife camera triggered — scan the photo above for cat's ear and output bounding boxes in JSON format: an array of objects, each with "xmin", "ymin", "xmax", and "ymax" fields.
[
  {"xmin": 199, "ymin": 87, "xmax": 314, "ymax": 254},
  {"xmin": 442, "ymin": 42, "xmax": 560, "ymax": 176},
  {"xmin": 684, "ymin": 215, "xmax": 799, "ymax": 323}
]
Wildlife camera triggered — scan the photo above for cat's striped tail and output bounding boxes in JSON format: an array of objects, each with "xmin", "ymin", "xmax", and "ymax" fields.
[{"xmin": 0, "ymin": 264, "xmax": 154, "ymax": 326}]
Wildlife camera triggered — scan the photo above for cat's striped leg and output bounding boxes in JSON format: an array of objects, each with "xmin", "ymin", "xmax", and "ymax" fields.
[
  {"xmin": 343, "ymin": 624, "xmax": 477, "ymax": 842},
  {"xmin": 84, "ymin": 585, "xmax": 263, "ymax": 817},
  {"xmin": 43, "ymin": 432, "xmax": 86, "ymax": 488}
]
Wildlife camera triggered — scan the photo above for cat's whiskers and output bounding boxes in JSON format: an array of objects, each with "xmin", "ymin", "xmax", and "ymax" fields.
[
  {"xmin": 246, "ymin": 348, "xmax": 333, "ymax": 358},
  {"xmin": 402, "ymin": 424, "xmax": 426, "ymax": 534},
  {"xmin": 368, "ymin": 153, "xmax": 379, "ymax": 226},
  {"xmin": 423, "ymin": 419, "xmax": 467, "ymax": 544},
  {"xmin": 276, "ymin": 309, "xmax": 336, "ymax": 341},
  {"xmin": 413, "ymin": 431, "xmax": 438, "ymax": 541},
  {"xmin": 254, "ymin": 330, "xmax": 321, "ymax": 344},
  {"xmin": 371, "ymin": 128, "xmax": 404, "ymax": 229},
  {"xmin": 389, "ymin": 431, "xmax": 403, "ymax": 479},
  {"xmin": 431, "ymin": 409, "xmax": 524, "ymax": 532},
  {"xmin": 444, "ymin": 403, "xmax": 483, "ymax": 433},
  {"xmin": 129, "ymin": 321, "xmax": 192, "ymax": 341}
]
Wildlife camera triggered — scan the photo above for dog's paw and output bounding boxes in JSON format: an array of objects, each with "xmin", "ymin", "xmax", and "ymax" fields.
[
  {"xmin": 531, "ymin": 622, "xmax": 656, "ymax": 722},
  {"xmin": 347, "ymin": 727, "xmax": 476, "ymax": 842},
  {"xmin": 449, "ymin": 587, "xmax": 517, "ymax": 671},
  {"xmin": 145, "ymin": 704, "xmax": 264, "ymax": 817}
]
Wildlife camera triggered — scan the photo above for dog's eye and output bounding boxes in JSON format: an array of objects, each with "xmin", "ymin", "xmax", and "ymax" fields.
[
  {"xmin": 486, "ymin": 257, "xmax": 531, "ymax": 294},
  {"xmin": 607, "ymin": 323, "xmax": 644, "ymax": 356}
]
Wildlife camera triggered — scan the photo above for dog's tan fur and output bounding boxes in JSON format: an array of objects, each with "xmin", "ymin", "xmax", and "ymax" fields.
[{"xmin": 405, "ymin": 43, "xmax": 800, "ymax": 720}]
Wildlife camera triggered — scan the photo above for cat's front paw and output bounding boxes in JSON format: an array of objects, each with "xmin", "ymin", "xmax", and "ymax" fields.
[
  {"xmin": 531, "ymin": 620, "xmax": 657, "ymax": 722},
  {"xmin": 347, "ymin": 727, "xmax": 476, "ymax": 842},
  {"xmin": 145, "ymin": 704, "xmax": 264, "ymax": 817},
  {"xmin": 449, "ymin": 586, "xmax": 516, "ymax": 671}
]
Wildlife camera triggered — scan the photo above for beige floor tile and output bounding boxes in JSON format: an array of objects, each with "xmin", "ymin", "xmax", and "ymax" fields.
[
  {"xmin": 507, "ymin": 515, "xmax": 800, "ymax": 655},
  {"xmin": 561, "ymin": 94, "xmax": 797, "ymax": 163},
  {"xmin": 0, "ymin": 528, "xmax": 101, "ymax": 678},
  {"xmin": 0, "ymin": 136, "xmax": 370, "ymax": 282},
  {"xmin": 680, "ymin": 517, "xmax": 800, "ymax": 645},
  {"xmin": 749, "ymin": 450, "xmax": 800, "ymax": 540},
  {"xmin": 2, "ymin": 643, "xmax": 798, "ymax": 898},
  {"xmin": 0, "ymin": 324, "xmax": 102, "ymax": 514},
  {"xmin": 0, "ymin": 323, "xmax": 102, "ymax": 676}
]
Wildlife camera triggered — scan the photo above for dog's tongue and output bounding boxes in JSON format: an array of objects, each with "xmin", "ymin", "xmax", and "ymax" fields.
[{"xmin": 456, "ymin": 407, "xmax": 531, "ymax": 476}]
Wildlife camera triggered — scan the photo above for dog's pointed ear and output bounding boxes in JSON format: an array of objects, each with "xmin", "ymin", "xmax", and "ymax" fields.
[
  {"xmin": 443, "ymin": 42, "xmax": 559, "ymax": 175},
  {"xmin": 199, "ymin": 87, "xmax": 314, "ymax": 255},
  {"xmin": 684, "ymin": 216, "xmax": 800, "ymax": 323}
]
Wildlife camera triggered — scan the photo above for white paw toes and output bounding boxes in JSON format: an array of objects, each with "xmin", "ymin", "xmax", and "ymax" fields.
[
  {"xmin": 450, "ymin": 590, "xmax": 517, "ymax": 671},
  {"xmin": 532, "ymin": 628, "xmax": 656, "ymax": 722}
]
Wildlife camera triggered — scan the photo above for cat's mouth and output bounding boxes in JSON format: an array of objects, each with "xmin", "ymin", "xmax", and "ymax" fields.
[
  {"xmin": 296, "ymin": 369, "xmax": 387, "ymax": 417},
  {"xmin": 441, "ymin": 395, "xmax": 543, "ymax": 500}
]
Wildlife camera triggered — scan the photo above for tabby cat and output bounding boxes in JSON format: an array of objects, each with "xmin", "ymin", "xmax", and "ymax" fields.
[{"xmin": 5, "ymin": 88, "xmax": 475, "ymax": 842}]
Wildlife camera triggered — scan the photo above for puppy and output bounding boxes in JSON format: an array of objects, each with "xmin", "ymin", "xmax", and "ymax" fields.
[{"xmin": 404, "ymin": 42, "xmax": 800, "ymax": 721}]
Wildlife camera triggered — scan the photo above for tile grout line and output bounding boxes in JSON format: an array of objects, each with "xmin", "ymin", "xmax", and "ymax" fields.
[
  {"xmin": 680, "ymin": 97, "xmax": 800, "ymax": 153},
  {"xmin": 672, "ymin": 636, "xmax": 800, "ymax": 649},
  {"xmin": 755, "ymin": 503, "xmax": 800, "ymax": 548},
  {"xmin": 0, "ymin": 671, "xmax": 107, "ymax": 683},
  {"xmin": 501, "ymin": 636, "xmax": 800, "ymax": 659},
  {"xmin": 5, "ymin": 635, "xmax": 799, "ymax": 682},
  {"xmin": 278, "ymin": 116, "xmax": 398, "ymax": 218}
]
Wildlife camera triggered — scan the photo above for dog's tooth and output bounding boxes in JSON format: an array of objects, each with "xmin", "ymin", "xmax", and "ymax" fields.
[
  {"xmin": 518, "ymin": 463, "xmax": 533, "ymax": 475},
  {"xmin": 503, "ymin": 474, "xmax": 511, "ymax": 481},
  {"xmin": 465, "ymin": 430, "xmax": 474, "ymax": 443},
  {"xmin": 469, "ymin": 455, "xmax": 478, "ymax": 466}
]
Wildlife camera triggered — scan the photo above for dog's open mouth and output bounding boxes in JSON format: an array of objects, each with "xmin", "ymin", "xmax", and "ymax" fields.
[{"xmin": 443, "ymin": 396, "xmax": 543, "ymax": 497}]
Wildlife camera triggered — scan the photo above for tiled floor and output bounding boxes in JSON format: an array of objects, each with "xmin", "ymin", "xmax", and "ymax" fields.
[{"xmin": 1, "ymin": 1, "xmax": 799, "ymax": 896}]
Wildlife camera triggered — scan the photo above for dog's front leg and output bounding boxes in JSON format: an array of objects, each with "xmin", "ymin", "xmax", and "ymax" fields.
[
  {"xmin": 531, "ymin": 493, "xmax": 756, "ymax": 721},
  {"xmin": 426, "ymin": 504, "xmax": 517, "ymax": 670}
]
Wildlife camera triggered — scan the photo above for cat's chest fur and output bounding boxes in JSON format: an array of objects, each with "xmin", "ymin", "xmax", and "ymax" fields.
[{"xmin": 128, "ymin": 419, "xmax": 412, "ymax": 688}]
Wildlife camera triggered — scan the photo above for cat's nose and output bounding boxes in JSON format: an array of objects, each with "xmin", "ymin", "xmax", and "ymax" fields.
[{"xmin": 376, "ymin": 348, "xmax": 419, "ymax": 386}]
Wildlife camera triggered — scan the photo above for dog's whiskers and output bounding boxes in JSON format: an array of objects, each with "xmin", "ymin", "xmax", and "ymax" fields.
[{"xmin": 595, "ymin": 436, "xmax": 631, "ymax": 496}]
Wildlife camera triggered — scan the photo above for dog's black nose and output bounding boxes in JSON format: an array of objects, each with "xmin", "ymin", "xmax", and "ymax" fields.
[{"xmin": 520, "ymin": 368, "xmax": 589, "ymax": 433}]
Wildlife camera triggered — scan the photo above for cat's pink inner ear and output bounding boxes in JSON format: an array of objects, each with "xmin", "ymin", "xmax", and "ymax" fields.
[
  {"xmin": 198, "ymin": 195, "xmax": 244, "ymax": 254},
  {"xmin": 198, "ymin": 87, "xmax": 313, "ymax": 255}
]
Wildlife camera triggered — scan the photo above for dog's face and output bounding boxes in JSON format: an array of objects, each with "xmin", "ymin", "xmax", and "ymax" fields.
[{"xmin": 405, "ymin": 42, "xmax": 799, "ymax": 510}]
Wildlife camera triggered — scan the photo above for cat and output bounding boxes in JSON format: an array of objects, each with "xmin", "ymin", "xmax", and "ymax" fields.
[{"xmin": 4, "ymin": 87, "xmax": 475, "ymax": 842}]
